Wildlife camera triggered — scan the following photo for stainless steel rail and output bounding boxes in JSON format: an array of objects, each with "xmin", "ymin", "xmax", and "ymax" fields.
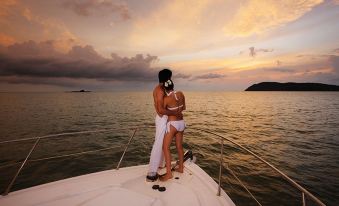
[
  {"xmin": 226, "ymin": 163, "xmax": 262, "ymax": 206},
  {"xmin": 217, "ymin": 133, "xmax": 224, "ymax": 196},
  {"xmin": 0, "ymin": 128, "xmax": 140, "ymax": 145},
  {"xmin": 1, "ymin": 127, "xmax": 151, "ymax": 196},
  {"xmin": 0, "ymin": 126, "xmax": 327, "ymax": 206},
  {"xmin": 0, "ymin": 144, "xmax": 120, "ymax": 170},
  {"xmin": 193, "ymin": 128, "xmax": 326, "ymax": 206},
  {"xmin": 116, "ymin": 127, "xmax": 138, "ymax": 170},
  {"xmin": 3, "ymin": 137, "xmax": 41, "ymax": 196}
]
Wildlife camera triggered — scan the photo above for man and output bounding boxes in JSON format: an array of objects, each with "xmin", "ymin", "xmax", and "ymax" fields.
[{"xmin": 146, "ymin": 68, "xmax": 181, "ymax": 181}]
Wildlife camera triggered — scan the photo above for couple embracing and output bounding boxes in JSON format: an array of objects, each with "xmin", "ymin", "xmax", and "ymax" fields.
[{"xmin": 146, "ymin": 69, "xmax": 186, "ymax": 182}]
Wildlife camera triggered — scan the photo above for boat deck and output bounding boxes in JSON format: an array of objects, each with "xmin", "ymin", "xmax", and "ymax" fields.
[{"xmin": 0, "ymin": 161, "xmax": 235, "ymax": 206}]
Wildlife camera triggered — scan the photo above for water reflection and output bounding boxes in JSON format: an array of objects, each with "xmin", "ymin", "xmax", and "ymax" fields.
[{"xmin": 0, "ymin": 92, "xmax": 338, "ymax": 205}]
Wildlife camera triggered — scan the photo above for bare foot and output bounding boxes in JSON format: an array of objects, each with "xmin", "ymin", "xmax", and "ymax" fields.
[
  {"xmin": 175, "ymin": 167, "xmax": 184, "ymax": 173},
  {"xmin": 160, "ymin": 173, "xmax": 173, "ymax": 181}
]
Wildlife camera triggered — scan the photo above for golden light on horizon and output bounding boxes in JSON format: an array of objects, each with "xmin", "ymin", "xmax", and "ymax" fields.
[{"xmin": 0, "ymin": 0, "xmax": 338, "ymax": 91}]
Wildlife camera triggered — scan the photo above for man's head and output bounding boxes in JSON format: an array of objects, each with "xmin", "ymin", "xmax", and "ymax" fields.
[{"xmin": 158, "ymin": 68, "xmax": 172, "ymax": 83}]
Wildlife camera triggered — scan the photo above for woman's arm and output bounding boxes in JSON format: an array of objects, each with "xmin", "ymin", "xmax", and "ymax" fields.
[
  {"xmin": 178, "ymin": 91, "xmax": 186, "ymax": 110},
  {"xmin": 182, "ymin": 93, "xmax": 186, "ymax": 110}
]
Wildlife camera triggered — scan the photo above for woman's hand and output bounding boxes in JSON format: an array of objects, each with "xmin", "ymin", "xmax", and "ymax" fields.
[{"xmin": 175, "ymin": 108, "xmax": 183, "ymax": 119}]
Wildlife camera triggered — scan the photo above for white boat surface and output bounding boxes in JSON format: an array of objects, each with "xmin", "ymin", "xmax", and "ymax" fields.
[{"xmin": 0, "ymin": 160, "xmax": 235, "ymax": 206}]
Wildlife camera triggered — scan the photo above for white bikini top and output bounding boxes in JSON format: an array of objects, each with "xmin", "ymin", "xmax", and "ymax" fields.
[{"xmin": 166, "ymin": 91, "xmax": 184, "ymax": 111}]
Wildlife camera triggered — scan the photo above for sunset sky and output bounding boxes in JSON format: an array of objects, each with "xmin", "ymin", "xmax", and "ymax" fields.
[{"xmin": 0, "ymin": 0, "xmax": 339, "ymax": 91}]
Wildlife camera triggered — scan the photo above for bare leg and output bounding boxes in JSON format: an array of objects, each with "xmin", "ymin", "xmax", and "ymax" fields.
[
  {"xmin": 175, "ymin": 132, "xmax": 184, "ymax": 173},
  {"xmin": 160, "ymin": 125, "xmax": 177, "ymax": 181}
]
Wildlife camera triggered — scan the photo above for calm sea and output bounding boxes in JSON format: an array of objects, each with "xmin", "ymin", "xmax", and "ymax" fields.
[{"xmin": 0, "ymin": 92, "xmax": 338, "ymax": 205}]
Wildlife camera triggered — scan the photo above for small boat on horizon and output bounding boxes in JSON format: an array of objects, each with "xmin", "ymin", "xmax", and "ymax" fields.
[{"xmin": 70, "ymin": 89, "xmax": 92, "ymax": 93}]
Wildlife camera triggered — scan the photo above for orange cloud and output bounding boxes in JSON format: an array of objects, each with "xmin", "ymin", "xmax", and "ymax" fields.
[
  {"xmin": 224, "ymin": 0, "xmax": 323, "ymax": 36},
  {"xmin": 22, "ymin": 7, "xmax": 33, "ymax": 21},
  {"xmin": 0, "ymin": 2, "xmax": 81, "ymax": 52},
  {"xmin": 0, "ymin": 0, "xmax": 17, "ymax": 17},
  {"xmin": 21, "ymin": 8, "xmax": 81, "ymax": 52},
  {"xmin": 129, "ymin": 0, "xmax": 211, "ymax": 53},
  {"xmin": 0, "ymin": 33, "xmax": 16, "ymax": 46}
]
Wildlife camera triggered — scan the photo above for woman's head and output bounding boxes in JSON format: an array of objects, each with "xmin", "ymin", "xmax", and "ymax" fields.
[{"xmin": 163, "ymin": 79, "xmax": 174, "ymax": 91}]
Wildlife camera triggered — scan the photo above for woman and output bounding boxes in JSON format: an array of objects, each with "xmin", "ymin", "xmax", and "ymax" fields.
[{"xmin": 160, "ymin": 79, "xmax": 186, "ymax": 181}]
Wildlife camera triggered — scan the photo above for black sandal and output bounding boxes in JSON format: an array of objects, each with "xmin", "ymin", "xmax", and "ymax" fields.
[{"xmin": 146, "ymin": 174, "xmax": 159, "ymax": 182}]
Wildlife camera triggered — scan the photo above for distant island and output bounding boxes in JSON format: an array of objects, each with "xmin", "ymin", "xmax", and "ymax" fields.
[{"xmin": 245, "ymin": 82, "xmax": 339, "ymax": 91}]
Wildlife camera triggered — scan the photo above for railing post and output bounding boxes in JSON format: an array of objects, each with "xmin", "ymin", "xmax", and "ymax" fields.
[
  {"xmin": 217, "ymin": 135, "xmax": 224, "ymax": 196},
  {"xmin": 3, "ymin": 137, "xmax": 41, "ymax": 196},
  {"xmin": 302, "ymin": 192, "xmax": 306, "ymax": 206},
  {"xmin": 116, "ymin": 128, "xmax": 138, "ymax": 170}
]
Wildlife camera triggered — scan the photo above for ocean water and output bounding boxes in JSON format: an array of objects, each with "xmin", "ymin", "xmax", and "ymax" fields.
[{"xmin": 0, "ymin": 92, "xmax": 338, "ymax": 205}]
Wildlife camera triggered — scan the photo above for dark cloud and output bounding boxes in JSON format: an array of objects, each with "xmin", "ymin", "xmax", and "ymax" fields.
[
  {"xmin": 256, "ymin": 48, "xmax": 274, "ymax": 53},
  {"xmin": 272, "ymin": 68, "xmax": 294, "ymax": 73},
  {"xmin": 295, "ymin": 54, "xmax": 330, "ymax": 60},
  {"xmin": 194, "ymin": 73, "xmax": 226, "ymax": 80},
  {"xmin": 240, "ymin": 47, "xmax": 274, "ymax": 57},
  {"xmin": 173, "ymin": 73, "xmax": 191, "ymax": 79},
  {"xmin": 249, "ymin": 47, "xmax": 256, "ymax": 57},
  {"xmin": 237, "ymin": 67, "xmax": 296, "ymax": 76},
  {"xmin": 328, "ymin": 55, "xmax": 339, "ymax": 73},
  {"xmin": 5, "ymin": 40, "xmax": 60, "ymax": 57},
  {"xmin": 0, "ymin": 40, "xmax": 160, "ymax": 86},
  {"xmin": 0, "ymin": 76, "xmax": 85, "ymax": 88},
  {"xmin": 63, "ymin": 0, "xmax": 131, "ymax": 20},
  {"xmin": 232, "ymin": 54, "xmax": 339, "ymax": 86}
]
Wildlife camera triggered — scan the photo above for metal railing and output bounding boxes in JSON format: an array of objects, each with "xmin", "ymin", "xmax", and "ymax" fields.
[
  {"xmin": 193, "ymin": 128, "xmax": 326, "ymax": 206},
  {"xmin": 0, "ymin": 127, "xmax": 143, "ymax": 196},
  {"xmin": 0, "ymin": 126, "xmax": 326, "ymax": 206}
]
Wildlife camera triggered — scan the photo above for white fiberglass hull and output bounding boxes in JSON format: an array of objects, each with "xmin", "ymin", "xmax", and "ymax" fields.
[{"xmin": 0, "ymin": 161, "xmax": 235, "ymax": 206}]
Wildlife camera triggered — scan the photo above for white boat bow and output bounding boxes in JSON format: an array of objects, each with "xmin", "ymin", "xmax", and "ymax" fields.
[{"xmin": 0, "ymin": 160, "xmax": 235, "ymax": 206}]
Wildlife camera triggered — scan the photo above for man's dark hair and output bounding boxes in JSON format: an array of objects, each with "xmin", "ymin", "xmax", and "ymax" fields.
[{"xmin": 158, "ymin": 68, "xmax": 172, "ymax": 83}]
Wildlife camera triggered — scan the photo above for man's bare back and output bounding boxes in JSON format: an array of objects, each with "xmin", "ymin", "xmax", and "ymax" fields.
[{"xmin": 153, "ymin": 84, "xmax": 165, "ymax": 117}]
